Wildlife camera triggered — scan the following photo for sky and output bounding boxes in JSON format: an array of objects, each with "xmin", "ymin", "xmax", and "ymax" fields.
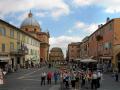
[{"xmin": 0, "ymin": 0, "xmax": 120, "ymax": 57}]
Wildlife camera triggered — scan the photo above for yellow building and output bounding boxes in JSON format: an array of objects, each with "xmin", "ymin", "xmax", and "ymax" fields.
[
  {"xmin": 49, "ymin": 47, "xmax": 64, "ymax": 63},
  {"xmin": 20, "ymin": 11, "xmax": 50, "ymax": 63},
  {"xmin": 0, "ymin": 19, "xmax": 40, "ymax": 71}
]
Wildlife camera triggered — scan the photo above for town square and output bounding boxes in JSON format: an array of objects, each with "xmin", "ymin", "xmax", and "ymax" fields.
[{"xmin": 0, "ymin": 0, "xmax": 120, "ymax": 90}]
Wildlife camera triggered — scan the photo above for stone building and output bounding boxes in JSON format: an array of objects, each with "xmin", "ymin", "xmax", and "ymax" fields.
[
  {"xmin": 49, "ymin": 47, "xmax": 64, "ymax": 62},
  {"xmin": 20, "ymin": 11, "xmax": 50, "ymax": 63},
  {"xmin": 67, "ymin": 42, "xmax": 81, "ymax": 61}
]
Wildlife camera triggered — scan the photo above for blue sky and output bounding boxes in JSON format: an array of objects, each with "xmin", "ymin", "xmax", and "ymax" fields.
[{"xmin": 0, "ymin": 0, "xmax": 120, "ymax": 56}]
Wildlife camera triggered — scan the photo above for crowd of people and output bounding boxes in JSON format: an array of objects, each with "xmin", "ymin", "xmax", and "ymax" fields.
[{"xmin": 60, "ymin": 69, "xmax": 103, "ymax": 90}]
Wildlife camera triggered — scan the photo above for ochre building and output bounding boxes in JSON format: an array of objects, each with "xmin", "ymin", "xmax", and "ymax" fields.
[{"xmin": 0, "ymin": 19, "xmax": 40, "ymax": 71}]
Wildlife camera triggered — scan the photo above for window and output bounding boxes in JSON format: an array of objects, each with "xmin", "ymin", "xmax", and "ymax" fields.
[
  {"xmin": 109, "ymin": 23, "xmax": 112, "ymax": 31},
  {"xmin": 17, "ymin": 42, "xmax": 20, "ymax": 50},
  {"xmin": 34, "ymin": 28, "xmax": 37, "ymax": 32},
  {"xmin": 17, "ymin": 32, "xmax": 20, "ymax": 40},
  {"xmin": 10, "ymin": 42, "xmax": 14, "ymax": 51},
  {"xmin": 10, "ymin": 29, "xmax": 14, "ymax": 38},
  {"xmin": 2, "ymin": 43, "xmax": 5, "ymax": 52},
  {"xmin": 108, "ymin": 42, "xmax": 112, "ymax": 48},
  {"xmin": 25, "ymin": 28, "xmax": 28, "ymax": 31},
  {"xmin": 0, "ymin": 27, "xmax": 6, "ymax": 36},
  {"xmin": 104, "ymin": 42, "xmax": 112, "ymax": 49},
  {"xmin": 31, "ymin": 49, "xmax": 33, "ymax": 55}
]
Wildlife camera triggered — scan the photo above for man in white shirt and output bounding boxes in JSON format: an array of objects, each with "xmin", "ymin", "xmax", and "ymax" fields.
[
  {"xmin": 91, "ymin": 71, "xmax": 98, "ymax": 90},
  {"xmin": 41, "ymin": 72, "xmax": 46, "ymax": 86}
]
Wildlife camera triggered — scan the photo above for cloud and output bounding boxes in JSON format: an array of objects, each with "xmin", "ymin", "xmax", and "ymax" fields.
[
  {"xmin": 0, "ymin": 0, "xmax": 70, "ymax": 19},
  {"xmin": 50, "ymin": 35, "xmax": 82, "ymax": 56},
  {"xmin": 102, "ymin": 0, "xmax": 120, "ymax": 13},
  {"xmin": 69, "ymin": 21, "xmax": 98, "ymax": 34},
  {"xmin": 72, "ymin": 0, "xmax": 96, "ymax": 7},
  {"xmin": 72, "ymin": 0, "xmax": 120, "ymax": 13}
]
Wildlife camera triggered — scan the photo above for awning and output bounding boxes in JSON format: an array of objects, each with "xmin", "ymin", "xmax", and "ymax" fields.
[
  {"xmin": 0, "ymin": 57, "xmax": 10, "ymax": 62},
  {"xmin": 100, "ymin": 56, "xmax": 112, "ymax": 59},
  {"xmin": 75, "ymin": 58, "xmax": 82, "ymax": 61},
  {"xmin": 80, "ymin": 59, "xmax": 97, "ymax": 63}
]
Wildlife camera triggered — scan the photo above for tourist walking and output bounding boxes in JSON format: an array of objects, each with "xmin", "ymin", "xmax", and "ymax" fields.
[
  {"xmin": 81, "ymin": 71, "xmax": 85, "ymax": 88},
  {"xmin": 91, "ymin": 71, "xmax": 98, "ymax": 90},
  {"xmin": 97, "ymin": 71, "xmax": 103, "ymax": 88},
  {"xmin": 41, "ymin": 72, "xmax": 46, "ymax": 86},
  {"xmin": 47, "ymin": 71, "xmax": 52, "ymax": 85},
  {"xmin": 75, "ymin": 72, "xmax": 80, "ymax": 89},
  {"xmin": 71, "ymin": 72, "xmax": 76, "ymax": 89},
  {"xmin": 115, "ymin": 70, "xmax": 119, "ymax": 82},
  {"xmin": 0, "ymin": 68, "xmax": 4, "ymax": 84},
  {"xmin": 54, "ymin": 71, "xmax": 59, "ymax": 84},
  {"xmin": 65, "ymin": 72, "xmax": 69, "ymax": 88}
]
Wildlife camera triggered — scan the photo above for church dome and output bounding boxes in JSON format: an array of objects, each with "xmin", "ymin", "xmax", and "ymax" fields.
[{"xmin": 20, "ymin": 11, "xmax": 40, "ymax": 28}]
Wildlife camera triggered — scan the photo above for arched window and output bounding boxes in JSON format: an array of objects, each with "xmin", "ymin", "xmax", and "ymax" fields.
[
  {"xmin": 25, "ymin": 28, "xmax": 28, "ymax": 31},
  {"xmin": 34, "ymin": 28, "xmax": 37, "ymax": 32}
]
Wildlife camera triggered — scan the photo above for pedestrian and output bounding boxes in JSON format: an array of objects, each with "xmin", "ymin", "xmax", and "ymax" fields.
[
  {"xmin": 71, "ymin": 72, "xmax": 76, "ymax": 89},
  {"xmin": 0, "ymin": 68, "xmax": 4, "ymax": 84},
  {"xmin": 91, "ymin": 71, "xmax": 98, "ymax": 90},
  {"xmin": 65, "ymin": 72, "xmax": 69, "ymax": 88},
  {"xmin": 75, "ymin": 72, "xmax": 80, "ymax": 89},
  {"xmin": 97, "ymin": 71, "xmax": 103, "ymax": 88},
  {"xmin": 115, "ymin": 70, "xmax": 119, "ymax": 82},
  {"xmin": 41, "ymin": 72, "xmax": 46, "ymax": 86},
  {"xmin": 81, "ymin": 71, "xmax": 85, "ymax": 88},
  {"xmin": 54, "ymin": 71, "xmax": 58, "ymax": 84},
  {"xmin": 47, "ymin": 71, "xmax": 52, "ymax": 85}
]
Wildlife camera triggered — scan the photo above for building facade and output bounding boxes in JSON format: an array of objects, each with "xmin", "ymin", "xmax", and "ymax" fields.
[
  {"xmin": 20, "ymin": 11, "xmax": 50, "ymax": 63},
  {"xmin": 0, "ymin": 19, "xmax": 40, "ymax": 71},
  {"xmin": 75, "ymin": 18, "xmax": 120, "ymax": 71},
  {"xmin": 49, "ymin": 47, "xmax": 64, "ymax": 62},
  {"xmin": 67, "ymin": 42, "xmax": 81, "ymax": 61}
]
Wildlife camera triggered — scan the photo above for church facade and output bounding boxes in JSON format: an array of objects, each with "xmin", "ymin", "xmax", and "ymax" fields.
[{"xmin": 20, "ymin": 11, "xmax": 50, "ymax": 63}]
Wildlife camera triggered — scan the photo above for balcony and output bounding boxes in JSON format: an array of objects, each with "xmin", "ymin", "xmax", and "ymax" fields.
[
  {"xmin": 10, "ymin": 49, "xmax": 28, "ymax": 56},
  {"xmin": 10, "ymin": 45, "xmax": 28, "ymax": 56}
]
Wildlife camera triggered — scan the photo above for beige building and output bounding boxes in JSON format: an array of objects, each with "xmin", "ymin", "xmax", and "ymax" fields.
[
  {"xmin": 49, "ymin": 47, "xmax": 64, "ymax": 62},
  {"xmin": 67, "ymin": 42, "xmax": 81, "ymax": 61},
  {"xmin": 20, "ymin": 11, "xmax": 50, "ymax": 62}
]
